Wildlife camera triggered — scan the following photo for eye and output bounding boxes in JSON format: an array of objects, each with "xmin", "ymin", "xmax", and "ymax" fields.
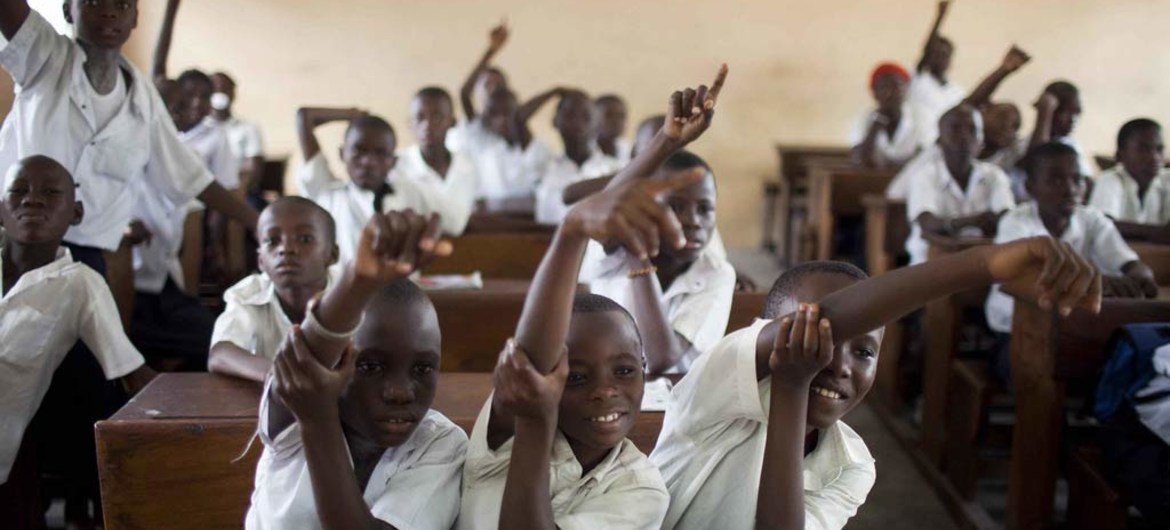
[
  {"xmin": 262, "ymin": 237, "xmax": 278, "ymax": 247},
  {"xmin": 566, "ymin": 372, "xmax": 586, "ymax": 386},
  {"xmin": 855, "ymin": 348, "xmax": 877, "ymax": 360},
  {"xmin": 411, "ymin": 363, "xmax": 435, "ymax": 377},
  {"xmin": 614, "ymin": 365, "xmax": 638, "ymax": 378},
  {"xmin": 296, "ymin": 234, "xmax": 314, "ymax": 244},
  {"xmin": 356, "ymin": 361, "xmax": 382, "ymax": 374}
]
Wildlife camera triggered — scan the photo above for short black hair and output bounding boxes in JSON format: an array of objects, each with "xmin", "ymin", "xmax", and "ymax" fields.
[
  {"xmin": 595, "ymin": 94, "xmax": 625, "ymax": 107},
  {"xmin": 1044, "ymin": 80, "xmax": 1080, "ymax": 108},
  {"xmin": 177, "ymin": 69, "xmax": 212, "ymax": 90},
  {"xmin": 415, "ymin": 86, "xmax": 454, "ymax": 109},
  {"xmin": 661, "ymin": 149, "xmax": 712, "ymax": 174},
  {"xmin": 373, "ymin": 278, "xmax": 433, "ymax": 311},
  {"xmin": 345, "ymin": 114, "xmax": 397, "ymax": 144},
  {"xmin": 763, "ymin": 261, "xmax": 868, "ymax": 319},
  {"xmin": 263, "ymin": 196, "xmax": 338, "ymax": 246},
  {"xmin": 555, "ymin": 89, "xmax": 591, "ymax": 116},
  {"xmin": 1022, "ymin": 141, "xmax": 1081, "ymax": 181},
  {"xmin": 1117, "ymin": 118, "xmax": 1162, "ymax": 152},
  {"xmin": 572, "ymin": 293, "xmax": 644, "ymax": 352}
]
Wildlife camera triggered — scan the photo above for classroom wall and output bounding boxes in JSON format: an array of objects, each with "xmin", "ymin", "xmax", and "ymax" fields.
[{"xmin": 8, "ymin": 0, "xmax": 1170, "ymax": 249}]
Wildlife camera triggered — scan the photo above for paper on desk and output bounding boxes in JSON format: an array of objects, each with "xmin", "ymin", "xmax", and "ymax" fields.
[
  {"xmin": 415, "ymin": 272, "xmax": 484, "ymax": 291},
  {"xmin": 641, "ymin": 377, "xmax": 674, "ymax": 412}
]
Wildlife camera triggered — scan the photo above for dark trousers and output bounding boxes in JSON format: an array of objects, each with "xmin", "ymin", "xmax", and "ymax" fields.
[
  {"xmin": 0, "ymin": 433, "xmax": 47, "ymax": 530},
  {"xmin": 1100, "ymin": 406, "xmax": 1170, "ymax": 525},
  {"xmin": 130, "ymin": 278, "xmax": 214, "ymax": 371}
]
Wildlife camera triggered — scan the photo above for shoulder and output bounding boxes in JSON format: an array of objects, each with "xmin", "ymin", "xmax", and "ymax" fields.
[
  {"xmin": 1075, "ymin": 205, "xmax": 1114, "ymax": 227},
  {"xmin": 830, "ymin": 421, "xmax": 875, "ymax": 466},
  {"xmin": 223, "ymin": 273, "xmax": 274, "ymax": 306}
]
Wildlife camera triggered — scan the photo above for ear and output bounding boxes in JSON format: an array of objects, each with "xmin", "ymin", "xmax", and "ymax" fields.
[
  {"xmin": 61, "ymin": 2, "xmax": 73, "ymax": 25},
  {"xmin": 329, "ymin": 244, "xmax": 339, "ymax": 265},
  {"xmin": 72, "ymin": 200, "xmax": 84, "ymax": 226},
  {"xmin": 338, "ymin": 146, "xmax": 346, "ymax": 162},
  {"xmin": 387, "ymin": 154, "xmax": 398, "ymax": 170}
]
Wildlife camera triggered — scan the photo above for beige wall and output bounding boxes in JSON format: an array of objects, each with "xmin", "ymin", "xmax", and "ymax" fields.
[{"xmin": 30, "ymin": 0, "xmax": 1170, "ymax": 247}]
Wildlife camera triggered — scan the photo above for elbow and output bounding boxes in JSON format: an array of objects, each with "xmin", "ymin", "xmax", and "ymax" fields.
[{"xmin": 207, "ymin": 346, "xmax": 228, "ymax": 375}]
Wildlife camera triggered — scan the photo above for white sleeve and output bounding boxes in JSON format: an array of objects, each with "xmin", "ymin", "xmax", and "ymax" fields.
[
  {"xmin": 211, "ymin": 132, "xmax": 242, "ymax": 189},
  {"xmin": 76, "ymin": 270, "xmax": 146, "ymax": 379},
  {"xmin": 670, "ymin": 263, "xmax": 735, "ymax": 359},
  {"xmin": 847, "ymin": 112, "xmax": 872, "ymax": 147},
  {"xmin": 803, "ymin": 463, "xmax": 877, "ymax": 530},
  {"xmin": 243, "ymin": 123, "xmax": 265, "ymax": 158},
  {"xmin": 988, "ymin": 169, "xmax": 1017, "ymax": 213},
  {"xmin": 534, "ymin": 167, "xmax": 572, "ymax": 224},
  {"xmin": 668, "ymin": 320, "xmax": 770, "ymax": 437},
  {"xmin": 144, "ymin": 93, "xmax": 216, "ymax": 205},
  {"xmin": 905, "ymin": 170, "xmax": 938, "ymax": 221},
  {"xmin": 210, "ymin": 290, "xmax": 258, "ymax": 354},
  {"xmin": 1086, "ymin": 210, "xmax": 1140, "ymax": 274},
  {"xmin": 0, "ymin": 11, "xmax": 70, "ymax": 89},
  {"xmin": 296, "ymin": 153, "xmax": 342, "ymax": 200},
  {"xmin": 994, "ymin": 208, "xmax": 1029, "ymax": 245},
  {"xmin": 1087, "ymin": 173, "xmax": 1124, "ymax": 219},
  {"xmin": 368, "ymin": 425, "xmax": 468, "ymax": 530}
]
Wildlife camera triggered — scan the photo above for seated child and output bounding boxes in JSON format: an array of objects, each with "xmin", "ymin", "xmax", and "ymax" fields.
[
  {"xmin": 209, "ymin": 197, "xmax": 340, "ymax": 383},
  {"xmin": 246, "ymin": 209, "xmax": 466, "ymax": 529},
  {"xmin": 589, "ymin": 150, "xmax": 735, "ymax": 375},
  {"xmin": 295, "ymin": 107, "xmax": 432, "ymax": 264},
  {"xmin": 1030, "ymin": 81, "xmax": 1095, "ymax": 178},
  {"xmin": 898, "ymin": 104, "xmax": 1016, "ymax": 264},
  {"xmin": 850, "ymin": 62, "xmax": 928, "ymax": 169},
  {"xmin": 1089, "ymin": 118, "xmax": 1170, "ymax": 235},
  {"xmin": 652, "ymin": 236, "xmax": 1101, "ymax": 529},
  {"xmin": 595, "ymin": 94, "xmax": 632, "ymax": 163},
  {"xmin": 0, "ymin": 156, "xmax": 153, "ymax": 520},
  {"xmin": 449, "ymin": 87, "xmax": 551, "ymax": 208},
  {"xmin": 397, "ymin": 86, "xmax": 477, "ymax": 236},
  {"xmin": 457, "ymin": 70, "xmax": 727, "ymax": 530}
]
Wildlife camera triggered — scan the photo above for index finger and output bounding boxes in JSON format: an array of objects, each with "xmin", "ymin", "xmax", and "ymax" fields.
[
  {"xmin": 644, "ymin": 166, "xmax": 707, "ymax": 197},
  {"xmin": 704, "ymin": 63, "xmax": 729, "ymax": 110}
]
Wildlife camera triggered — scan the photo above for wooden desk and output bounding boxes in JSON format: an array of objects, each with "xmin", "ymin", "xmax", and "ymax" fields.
[
  {"xmin": 464, "ymin": 211, "xmax": 555, "ymax": 235},
  {"xmin": 773, "ymin": 145, "xmax": 852, "ymax": 265},
  {"xmin": 806, "ymin": 162, "xmax": 897, "ymax": 261},
  {"xmin": 861, "ymin": 194, "xmax": 908, "ymax": 277},
  {"xmin": 1130, "ymin": 241, "xmax": 1170, "ymax": 285},
  {"xmin": 422, "ymin": 232, "xmax": 552, "ymax": 279},
  {"xmin": 97, "ymin": 373, "xmax": 667, "ymax": 530}
]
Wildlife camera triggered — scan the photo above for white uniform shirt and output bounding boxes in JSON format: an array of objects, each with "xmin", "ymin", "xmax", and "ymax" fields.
[
  {"xmin": 535, "ymin": 150, "xmax": 625, "ymax": 225},
  {"xmin": 131, "ymin": 187, "xmax": 203, "ymax": 294},
  {"xmin": 395, "ymin": 145, "xmax": 477, "ymax": 236},
  {"xmin": 456, "ymin": 398, "xmax": 669, "ymax": 530},
  {"xmin": 447, "ymin": 120, "xmax": 551, "ymax": 202},
  {"xmin": 246, "ymin": 389, "xmax": 467, "ymax": 530},
  {"xmin": 0, "ymin": 11, "xmax": 213, "ymax": 251},
  {"xmin": 1055, "ymin": 136, "xmax": 1097, "ymax": 180},
  {"xmin": 984, "ymin": 203, "xmax": 1138, "ymax": 333},
  {"xmin": 1089, "ymin": 166, "xmax": 1170, "ymax": 225},
  {"xmin": 907, "ymin": 71, "xmax": 966, "ymax": 142},
  {"xmin": 180, "ymin": 119, "xmax": 241, "ymax": 190},
  {"xmin": 904, "ymin": 151, "xmax": 1016, "ymax": 264},
  {"xmin": 210, "ymin": 267, "xmax": 341, "ymax": 360},
  {"xmin": 650, "ymin": 319, "xmax": 877, "ymax": 530},
  {"xmin": 216, "ymin": 116, "xmax": 265, "ymax": 160},
  {"xmin": 296, "ymin": 153, "xmax": 432, "ymax": 265},
  {"xmin": 0, "ymin": 247, "xmax": 146, "ymax": 483},
  {"xmin": 847, "ymin": 105, "xmax": 930, "ymax": 167},
  {"xmin": 589, "ymin": 246, "xmax": 736, "ymax": 373},
  {"xmin": 982, "ymin": 138, "xmax": 1030, "ymax": 202}
]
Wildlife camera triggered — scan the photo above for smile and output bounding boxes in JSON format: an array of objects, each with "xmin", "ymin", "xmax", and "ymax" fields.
[
  {"xmin": 588, "ymin": 412, "xmax": 624, "ymax": 423},
  {"xmin": 811, "ymin": 386, "xmax": 846, "ymax": 400}
]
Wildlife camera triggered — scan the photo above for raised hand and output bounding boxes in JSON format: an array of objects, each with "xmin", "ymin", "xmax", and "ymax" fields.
[
  {"xmin": 661, "ymin": 64, "xmax": 729, "ymax": 146},
  {"xmin": 1001, "ymin": 45, "xmax": 1031, "ymax": 73},
  {"xmin": 988, "ymin": 236, "xmax": 1102, "ymax": 316},
  {"xmin": 493, "ymin": 339, "xmax": 569, "ymax": 423},
  {"xmin": 352, "ymin": 210, "xmax": 452, "ymax": 285},
  {"xmin": 488, "ymin": 20, "xmax": 509, "ymax": 54},
  {"xmin": 1034, "ymin": 92, "xmax": 1059, "ymax": 113},
  {"xmin": 123, "ymin": 219, "xmax": 153, "ymax": 247},
  {"xmin": 273, "ymin": 326, "xmax": 357, "ymax": 425},
  {"xmin": 769, "ymin": 304, "xmax": 834, "ymax": 387}
]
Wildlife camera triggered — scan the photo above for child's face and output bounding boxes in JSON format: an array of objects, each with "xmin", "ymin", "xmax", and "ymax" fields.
[
  {"xmin": 0, "ymin": 158, "xmax": 82, "ymax": 245},
  {"xmin": 256, "ymin": 202, "xmax": 337, "ymax": 290},
  {"xmin": 1027, "ymin": 154, "xmax": 1084, "ymax": 221},
  {"xmin": 474, "ymin": 70, "xmax": 507, "ymax": 109},
  {"xmin": 409, "ymin": 94, "xmax": 455, "ymax": 150},
  {"xmin": 871, "ymin": 73, "xmax": 907, "ymax": 113},
  {"xmin": 982, "ymin": 103, "xmax": 1021, "ymax": 151},
  {"xmin": 210, "ymin": 74, "xmax": 235, "ymax": 101},
  {"xmin": 1052, "ymin": 97, "xmax": 1082, "ymax": 138},
  {"xmin": 595, "ymin": 99, "xmax": 628, "ymax": 143},
  {"xmin": 554, "ymin": 93, "xmax": 597, "ymax": 146},
  {"xmin": 656, "ymin": 169, "xmax": 716, "ymax": 266},
  {"xmin": 558, "ymin": 311, "xmax": 645, "ymax": 459},
  {"xmin": 483, "ymin": 89, "xmax": 517, "ymax": 137},
  {"xmin": 341, "ymin": 126, "xmax": 397, "ymax": 192},
  {"xmin": 65, "ymin": 0, "xmax": 137, "ymax": 51},
  {"xmin": 180, "ymin": 79, "xmax": 213, "ymax": 130},
  {"xmin": 774, "ymin": 273, "xmax": 882, "ymax": 430},
  {"xmin": 925, "ymin": 39, "xmax": 954, "ymax": 75},
  {"xmin": 1119, "ymin": 128, "xmax": 1165, "ymax": 181},
  {"xmin": 938, "ymin": 108, "xmax": 981, "ymax": 161},
  {"xmin": 340, "ymin": 299, "xmax": 441, "ymax": 448}
]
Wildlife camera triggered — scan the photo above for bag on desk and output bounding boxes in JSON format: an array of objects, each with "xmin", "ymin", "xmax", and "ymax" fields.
[{"xmin": 1095, "ymin": 323, "xmax": 1170, "ymax": 422}]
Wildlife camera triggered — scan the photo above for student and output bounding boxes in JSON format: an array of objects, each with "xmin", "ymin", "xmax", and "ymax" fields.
[
  {"xmin": 448, "ymin": 86, "xmax": 551, "ymax": 207},
  {"xmin": 245, "ymin": 209, "xmax": 465, "ymax": 529},
  {"xmin": 979, "ymin": 102, "xmax": 1029, "ymax": 201},
  {"xmin": 1030, "ymin": 81, "xmax": 1095, "ymax": 178},
  {"xmin": 588, "ymin": 150, "xmax": 735, "ymax": 375},
  {"xmin": 0, "ymin": 156, "xmax": 153, "ymax": 525},
  {"xmin": 295, "ymin": 107, "xmax": 433, "ymax": 264},
  {"xmin": 849, "ymin": 62, "xmax": 927, "ymax": 169},
  {"xmin": 211, "ymin": 72, "xmax": 266, "ymax": 197},
  {"xmin": 652, "ymin": 236, "xmax": 1101, "ymax": 530},
  {"xmin": 1089, "ymin": 119, "xmax": 1170, "ymax": 235},
  {"xmin": 397, "ymin": 86, "xmax": 476, "ymax": 236},
  {"xmin": 458, "ymin": 20, "xmax": 510, "ymax": 123},
  {"xmin": 899, "ymin": 104, "xmax": 1016, "ymax": 264},
  {"xmin": 210, "ymin": 197, "xmax": 340, "ymax": 383},
  {"xmin": 907, "ymin": 0, "xmax": 964, "ymax": 141},
  {"xmin": 595, "ymin": 94, "xmax": 632, "ymax": 163},
  {"xmin": 529, "ymin": 88, "xmax": 624, "ymax": 224}
]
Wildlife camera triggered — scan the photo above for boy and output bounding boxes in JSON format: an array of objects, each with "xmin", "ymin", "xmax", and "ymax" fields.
[
  {"xmin": 529, "ymin": 88, "xmax": 624, "ymax": 224},
  {"xmin": 210, "ymin": 72, "xmax": 266, "ymax": 200},
  {"xmin": 459, "ymin": 20, "xmax": 509, "ymax": 123},
  {"xmin": 210, "ymin": 197, "xmax": 340, "ymax": 383},
  {"xmin": 295, "ymin": 107, "xmax": 433, "ymax": 264},
  {"xmin": 979, "ymin": 102, "xmax": 1029, "ymax": 201},
  {"xmin": 899, "ymin": 104, "xmax": 1015, "ymax": 264},
  {"xmin": 595, "ymin": 94, "xmax": 632, "ymax": 163},
  {"xmin": 850, "ymin": 62, "xmax": 927, "ymax": 169},
  {"xmin": 449, "ymin": 86, "xmax": 551, "ymax": 208},
  {"xmin": 397, "ymin": 86, "xmax": 477, "ymax": 236},
  {"xmin": 246, "ymin": 209, "xmax": 465, "ymax": 529},
  {"xmin": 908, "ymin": 1, "xmax": 963, "ymax": 141},
  {"xmin": 652, "ymin": 237, "xmax": 1101, "ymax": 529},
  {"xmin": 1030, "ymin": 81, "xmax": 1095, "ymax": 178},
  {"xmin": 175, "ymin": 69, "xmax": 240, "ymax": 190},
  {"xmin": 1089, "ymin": 119, "xmax": 1170, "ymax": 235},
  {"xmin": 0, "ymin": 155, "xmax": 153, "ymax": 523},
  {"xmin": 588, "ymin": 150, "xmax": 735, "ymax": 375}
]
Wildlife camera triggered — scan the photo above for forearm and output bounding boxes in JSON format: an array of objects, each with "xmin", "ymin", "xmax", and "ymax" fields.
[
  {"xmin": 460, "ymin": 47, "xmax": 496, "ymax": 120},
  {"xmin": 197, "ymin": 182, "xmax": 258, "ymax": 231},
  {"xmin": 208, "ymin": 342, "xmax": 272, "ymax": 383},
  {"xmin": 964, "ymin": 66, "xmax": 1012, "ymax": 108},
  {"xmin": 0, "ymin": 1, "xmax": 29, "ymax": 40},
  {"xmin": 852, "ymin": 126, "xmax": 883, "ymax": 168},
  {"xmin": 604, "ymin": 132, "xmax": 684, "ymax": 190},
  {"xmin": 756, "ymin": 381, "xmax": 810, "ymax": 530},
  {"xmin": 152, "ymin": 0, "xmax": 180, "ymax": 82},
  {"xmin": 301, "ymin": 416, "xmax": 392, "ymax": 530},
  {"xmin": 515, "ymin": 88, "xmax": 560, "ymax": 125},
  {"xmin": 629, "ymin": 273, "xmax": 687, "ymax": 375},
  {"xmin": 305, "ymin": 265, "xmax": 381, "ymax": 367},
  {"xmin": 563, "ymin": 175, "xmax": 614, "ymax": 205},
  {"xmin": 1030, "ymin": 107, "xmax": 1056, "ymax": 148},
  {"xmin": 515, "ymin": 226, "xmax": 589, "ymax": 373},
  {"xmin": 297, "ymin": 107, "xmax": 357, "ymax": 160},
  {"xmin": 499, "ymin": 417, "xmax": 558, "ymax": 530}
]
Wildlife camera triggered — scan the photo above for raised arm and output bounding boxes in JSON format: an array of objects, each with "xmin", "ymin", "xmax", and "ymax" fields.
[
  {"xmin": 295, "ymin": 107, "xmax": 366, "ymax": 162},
  {"xmin": 512, "ymin": 87, "xmax": 564, "ymax": 148},
  {"xmin": 197, "ymin": 181, "xmax": 259, "ymax": 231},
  {"xmin": 460, "ymin": 21, "xmax": 509, "ymax": 121},
  {"xmin": 151, "ymin": 0, "xmax": 181, "ymax": 83},
  {"xmin": 628, "ymin": 268, "xmax": 694, "ymax": 375},
  {"xmin": 964, "ymin": 45, "xmax": 1031, "ymax": 108},
  {"xmin": 916, "ymin": 1, "xmax": 951, "ymax": 72},
  {"xmin": 0, "ymin": 0, "xmax": 29, "ymax": 41},
  {"xmin": 1029, "ymin": 92, "xmax": 1059, "ymax": 149}
]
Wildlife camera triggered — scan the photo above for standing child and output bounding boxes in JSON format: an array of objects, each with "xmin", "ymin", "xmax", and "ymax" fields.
[
  {"xmin": 211, "ymin": 72, "xmax": 266, "ymax": 202},
  {"xmin": 595, "ymin": 94, "xmax": 632, "ymax": 164},
  {"xmin": 907, "ymin": 1, "xmax": 964, "ymax": 141},
  {"xmin": 1089, "ymin": 119, "xmax": 1170, "ymax": 237},
  {"xmin": 1030, "ymin": 81, "xmax": 1095, "ymax": 178},
  {"xmin": 397, "ymin": 86, "xmax": 477, "ymax": 236}
]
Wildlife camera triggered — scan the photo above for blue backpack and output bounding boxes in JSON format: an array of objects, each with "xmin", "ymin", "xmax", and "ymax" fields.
[{"xmin": 1094, "ymin": 323, "xmax": 1170, "ymax": 421}]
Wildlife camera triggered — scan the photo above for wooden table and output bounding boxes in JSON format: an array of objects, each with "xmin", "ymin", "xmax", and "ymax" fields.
[
  {"xmin": 97, "ymin": 373, "xmax": 667, "ymax": 530},
  {"xmin": 422, "ymin": 232, "xmax": 553, "ymax": 279},
  {"xmin": 772, "ymin": 145, "xmax": 852, "ymax": 265},
  {"xmin": 806, "ymin": 162, "xmax": 897, "ymax": 262}
]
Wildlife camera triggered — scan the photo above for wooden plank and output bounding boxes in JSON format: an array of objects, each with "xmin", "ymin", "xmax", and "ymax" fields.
[
  {"xmin": 422, "ymin": 232, "xmax": 552, "ymax": 279},
  {"xmin": 806, "ymin": 162, "xmax": 896, "ymax": 261},
  {"xmin": 774, "ymin": 145, "xmax": 852, "ymax": 266},
  {"xmin": 1130, "ymin": 241, "xmax": 1170, "ymax": 285}
]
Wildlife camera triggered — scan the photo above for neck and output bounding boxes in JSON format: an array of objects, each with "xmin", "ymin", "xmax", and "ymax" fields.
[
  {"xmin": 420, "ymin": 143, "xmax": 451, "ymax": 174},
  {"xmin": 2, "ymin": 241, "xmax": 59, "ymax": 292},
  {"xmin": 1037, "ymin": 208, "xmax": 1071, "ymax": 238},
  {"xmin": 597, "ymin": 137, "xmax": 618, "ymax": 157},
  {"xmin": 77, "ymin": 40, "xmax": 122, "ymax": 93},
  {"xmin": 274, "ymin": 278, "xmax": 328, "ymax": 323},
  {"xmin": 943, "ymin": 151, "xmax": 974, "ymax": 188},
  {"xmin": 568, "ymin": 439, "xmax": 611, "ymax": 476},
  {"xmin": 652, "ymin": 256, "xmax": 694, "ymax": 291},
  {"xmin": 803, "ymin": 428, "xmax": 820, "ymax": 457},
  {"xmin": 564, "ymin": 140, "xmax": 592, "ymax": 167},
  {"xmin": 212, "ymin": 109, "xmax": 231, "ymax": 121}
]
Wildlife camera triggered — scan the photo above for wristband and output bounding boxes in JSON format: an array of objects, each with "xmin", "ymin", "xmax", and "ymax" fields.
[{"xmin": 302, "ymin": 297, "xmax": 361, "ymax": 341}]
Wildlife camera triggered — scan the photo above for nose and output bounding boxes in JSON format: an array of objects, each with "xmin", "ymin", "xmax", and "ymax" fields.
[
  {"xmin": 825, "ymin": 350, "xmax": 853, "ymax": 380},
  {"xmin": 588, "ymin": 380, "xmax": 620, "ymax": 402},
  {"xmin": 382, "ymin": 376, "xmax": 416, "ymax": 405}
]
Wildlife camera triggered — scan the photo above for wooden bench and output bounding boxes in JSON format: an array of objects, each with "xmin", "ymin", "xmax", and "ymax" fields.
[
  {"xmin": 861, "ymin": 195, "xmax": 910, "ymax": 410},
  {"xmin": 771, "ymin": 145, "xmax": 852, "ymax": 265},
  {"xmin": 806, "ymin": 162, "xmax": 897, "ymax": 262},
  {"xmin": 422, "ymin": 233, "xmax": 552, "ymax": 279}
]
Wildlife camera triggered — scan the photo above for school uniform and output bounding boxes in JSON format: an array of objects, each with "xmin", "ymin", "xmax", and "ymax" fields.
[
  {"xmin": 903, "ymin": 148, "xmax": 1016, "ymax": 264},
  {"xmin": 0, "ymin": 11, "xmax": 214, "ymax": 253},
  {"xmin": 456, "ymin": 398, "xmax": 670, "ymax": 530},
  {"xmin": 907, "ymin": 71, "xmax": 966, "ymax": 142},
  {"xmin": 447, "ymin": 120, "xmax": 551, "ymax": 203},
  {"xmin": 181, "ymin": 118, "xmax": 241, "ymax": 189},
  {"xmin": 246, "ymin": 389, "xmax": 467, "ymax": 530},
  {"xmin": 588, "ymin": 245, "xmax": 736, "ymax": 373},
  {"xmin": 847, "ymin": 105, "xmax": 930, "ymax": 167},
  {"xmin": 985, "ymin": 203, "xmax": 1137, "ymax": 333},
  {"xmin": 535, "ymin": 150, "xmax": 625, "ymax": 225},
  {"xmin": 1055, "ymin": 136, "xmax": 1098, "ymax": 180},
  {"xmin": 296, "ymin": 153, "xmax": 432, "ymax": 264},
  {"xmin": 982, "ymin": 138, "xmax": 1030, "ymax": 202},
  {"xmin": 1089, "ymin": 166, "xmax": 1170, "ymax": 225},
  {"xmin": 395, "ymin": 144, "xmax": 478, "ymax": 236},
  {"xmin": 211, "ymin": 266, "xmax": 341, "ymax": 361},
  {"xmin": 650, "ymin": 319, "xmax": 876, "ymax": 530},
  {"xmin": 600, "ymin": 138, "xmax": 634, "ymax": 166},
  {"xmin": 0, "ymin": 247, "xmax": 146, "ymax": 484},
  {"xmin": 216, "ymin": 116, "xmax": 265, "ymax": 162}
]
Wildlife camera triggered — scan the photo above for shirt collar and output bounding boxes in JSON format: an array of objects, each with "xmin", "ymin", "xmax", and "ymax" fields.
[
  {"xmin": 236, "ymin": 266, "xmax": 340, "ymax": 306},
  {"xmin": 68, "ymin": 51, "xmax": 151, "ymax": 125},
  {"xmin": 802, "ymin": 421, "xmax": 875, "ymax": 491},
  {"xmin": 2, "ymin": 246, "xmax": 76, "ymax": 300},
  {"xmin": 931, "ymin": 155, "xmax": 995, "ymax": 196},
  {"xmin": 549, "ymin": 430, "xmax": 629, "ymax": 485}
]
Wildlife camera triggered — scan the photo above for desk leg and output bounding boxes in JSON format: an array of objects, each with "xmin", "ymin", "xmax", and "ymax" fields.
[
  {"xmin": 1007, "ymin": 304, "xmax": 1062, "ymax": 530},
  {"xmin": 921, "ymin": 294, "xmax": 959, "ymax": 465}
]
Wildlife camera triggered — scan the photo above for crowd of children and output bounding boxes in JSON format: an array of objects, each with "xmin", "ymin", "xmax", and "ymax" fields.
[{"xmin": 0, "ymin": 0, "xmax": 1167, "ymax": 528}]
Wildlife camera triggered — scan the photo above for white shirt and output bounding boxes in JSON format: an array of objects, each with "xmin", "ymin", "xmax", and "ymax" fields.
[
  {"xmin": 1089, "ymin": 166, "xmax": 1170, "ymax": 225},
  {"xmin": 456, "ymin": 398, "xmax": 669, "ymax": 530},
  {"xmin": 180, "ymin": 118, "xmax": 241, "ymax": 190},
  {"xmin": 599, "ymin": 138, "xmax": 634, "ymax": 166},
  {"xmin": 131, "ymin": 188, "xmax": 203, "ymax": 294},
  {"xmin": 904, "ymin": 148, "xmax": 1016, "ymax": 264},
  {"xmin": 0, "ymin": 247, "xmax": 146, "ymax": 483},
  {"xmin": 984, "ymin": 203, "xmax": 1138, "ymax": 333},
  {"xmin": 907, "ymin": 71, "xmax": 966, "ymax": 143},
  {"xmin": 535, "ymin": 150, "xmax": 625, "ymax": 225},
  {"xmin": 447, "ymin": 120, "xmax": 551, "ymax": 202},
  {"xmin": 216, "ymin": 116, "xmax": 265, "ymax": 160},
  {"xmin": 651, "ymin": 319, "xmax": 877, "ymax": 530},
  {"xmin": 1055, "ymin": 136, "xmax": 1097, "ymax": 180},
  {"xmin": 296, "ymin": 153, "xmax": 432, "ymax": 265},
  {"xmin": 88, "ymin": 68, "xmax": 125, "ymax": 133},
  {"xmin": 589, "ymin": 246, "xmax": 736, "ymax": 373},
  {"xmin": 847, "ymin": 105, "xmax": 930, "ymax": 168},
  {"xmin": 982, "ymin": 138, "xmax": 1030, "ymax": 203},
  {"xmin": 210, "ymin": 267, "xmax": 341, "ymax": 360},
  {"xmin": 0, "ymin": 12, "xmax": 214, "ymax": 251},
  {"xmin": 395, "ymin": 145, "xmax": 477, "ymax": 236},
  {"xmin": 246, "ymin": 389, "xmax": 467, "ymax": 530}
]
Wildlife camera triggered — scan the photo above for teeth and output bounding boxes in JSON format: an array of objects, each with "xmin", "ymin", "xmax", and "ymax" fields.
[
  {"xmin": 811, "ymin": 386, "xmax": 843, "ymax": 400},
  {"xmin": 589, "ymin": 413, "xmax": 621, "ymax": 423},
  {"xmin": 386, "ymin": 419, "xmax": 411, "ymax": 424}
]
